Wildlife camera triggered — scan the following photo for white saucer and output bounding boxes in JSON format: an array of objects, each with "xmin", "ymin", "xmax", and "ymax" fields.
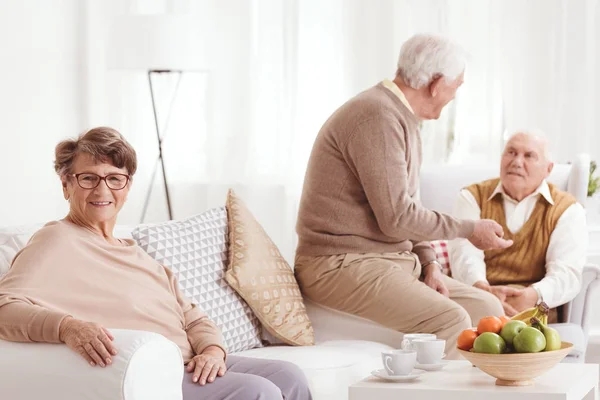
[
  {"xmin": 415, "ymin": 360, "xmax": 450, "ymax": 371},
  {"xmin": 371, "ymin": 369, "xmax": 424, "ymax": 382}
]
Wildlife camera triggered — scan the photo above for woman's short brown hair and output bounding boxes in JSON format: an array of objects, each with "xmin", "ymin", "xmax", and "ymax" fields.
[{"xmin": 54, "ymin": 127, "xmax": 137, "ymax": 178}]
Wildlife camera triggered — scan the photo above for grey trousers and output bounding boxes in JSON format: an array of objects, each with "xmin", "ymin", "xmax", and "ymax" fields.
[{"xmin": 182, "ymin": 356, "xmax": 312, "ymax": 400}]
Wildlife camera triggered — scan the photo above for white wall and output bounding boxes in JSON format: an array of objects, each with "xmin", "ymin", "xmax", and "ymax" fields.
[
  {"xmin": 0, "ymin": 0, "xmax": 299, "ymax": 260},
  {"xmin": 0, "ymin": 0, "xmax": 188, "ymax": 228},
  {"xmin": 0, "ymin": 0, "xmax": 84, "ymax": 226}
]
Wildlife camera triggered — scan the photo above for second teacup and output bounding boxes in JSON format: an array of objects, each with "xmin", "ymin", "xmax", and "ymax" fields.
[{"xmin": 412, "ymin": 339, "xmax": 446, "ymax": 365}]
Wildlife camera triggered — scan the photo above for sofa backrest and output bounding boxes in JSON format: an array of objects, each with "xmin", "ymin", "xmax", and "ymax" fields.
[{"xmin": 419, "ymin": 153, "xmax": 590, "ymax": 216}]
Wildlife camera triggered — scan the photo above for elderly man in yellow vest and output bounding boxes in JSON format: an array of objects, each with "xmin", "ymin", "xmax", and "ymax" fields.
[{"xmin": 450, "ymin": 132, "xmax": 587, "ymax": 321}]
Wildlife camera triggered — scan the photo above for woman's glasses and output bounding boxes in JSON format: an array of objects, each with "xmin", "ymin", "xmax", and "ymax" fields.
[{"xmin": 69, "ymin": 173, "xmax": 130, "ymax": 190}]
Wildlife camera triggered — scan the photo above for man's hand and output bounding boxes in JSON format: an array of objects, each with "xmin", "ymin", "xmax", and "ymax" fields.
[
  {"xmin": 187, "ymin": 346, "xmax": 227, "ymax": 385},
  {"xmin": 505, "ymin": 287, "xmax": 539, "ymax": 313},
  {"xmin": 474, "ymin": 281, "xmax": 523, "ymax": 316},
  {"xmin": 423, "ymin": 264, "xmax": 449, "ymax": 297},
  {"xmin": 59, "ymin": 317, "xmax": 118, "ymax": 367},
  {"xmin": 469, "ymin": 220, "xmax": 514, "ymax": 250}
]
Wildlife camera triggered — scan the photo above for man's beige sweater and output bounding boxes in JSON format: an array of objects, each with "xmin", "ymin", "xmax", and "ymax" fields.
[
  {"xmin": 0, "ymin": 220, "xmax": 224, "ymax": 363},
  {"xmin": 296, "ymin": 82, "xmax": 474, "ymax": 262}
]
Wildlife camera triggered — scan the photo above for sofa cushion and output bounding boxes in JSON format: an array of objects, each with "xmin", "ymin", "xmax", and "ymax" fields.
[
  {"xmin": 0, "ymin": 235, "xmax": 25, "ymax": 277},
  {"xmin": 430, "ymin": 240, "xmax": 451, "ymax": 275},
  {"xmin": 132, "ymin": 207, "xmax": 262, "ymax": 353},
  {"xmin": 225, "ymin": 189, "xmax": 315, "ymax": 346},
  {"xmin": 0, "ymin": 224, "xmax": 43, "ymax": 277},
  {"xmin": 236, "ymin": 340, "xmax": 392, "ymax": 400}
]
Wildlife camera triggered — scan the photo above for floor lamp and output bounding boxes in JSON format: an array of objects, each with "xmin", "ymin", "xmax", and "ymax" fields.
[
  {"xmin": 107, "ymin": 15, "xmax": 207, "ymax": 222},
  {"xmin": 144, "ymin": 69, "xmax": 179, "ymax": 221}
]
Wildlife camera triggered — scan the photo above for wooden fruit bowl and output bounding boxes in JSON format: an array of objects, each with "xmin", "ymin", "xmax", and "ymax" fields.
[{"xmin": 458, "ymin": 342, "xmax": 573, "ymax": 386}]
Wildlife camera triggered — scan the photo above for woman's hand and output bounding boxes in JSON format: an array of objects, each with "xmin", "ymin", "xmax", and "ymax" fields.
[
  {"xmin": 186, "ymin": 346, "xmax": 227, "ymax": 385},
  {"xmin": 58, "ymin": 316, "xmax": 118, "ymax": 367}
]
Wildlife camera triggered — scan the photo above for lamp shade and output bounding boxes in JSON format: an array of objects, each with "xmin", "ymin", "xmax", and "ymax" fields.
[{"xmin": 107, "ymin": 14, "xmax": 206, "ymax": 71}]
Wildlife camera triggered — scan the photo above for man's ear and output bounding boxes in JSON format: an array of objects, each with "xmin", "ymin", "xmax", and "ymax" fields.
[
  {"xmin": 429, "ymin": 75, "xmax": 444, "ymax": 98},
  {"xmin": 546, "ymin": 161, "xmax": 554, "ymax": 177}
]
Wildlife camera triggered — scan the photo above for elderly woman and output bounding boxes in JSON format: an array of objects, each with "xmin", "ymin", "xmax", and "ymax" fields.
[{"xmin": 0, "ymin": 127, "xmax": 311, "ymax": 400}]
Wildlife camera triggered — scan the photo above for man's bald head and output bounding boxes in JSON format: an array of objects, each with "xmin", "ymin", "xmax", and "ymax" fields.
[
  {"xmin": 500, "ymin": 131, "xmax": 554, "ymax": 202},
  {"xmin": 507, "ymin": 131, "xmax": 551, "ymax": 160}
]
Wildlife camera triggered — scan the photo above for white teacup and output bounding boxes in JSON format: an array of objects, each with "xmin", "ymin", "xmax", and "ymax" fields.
[
  {"xmin": 412, "ymin": 339, "xmax": 446, "ymax": 365},
  {"xmin": 381, "ymin": 349, "xmax": 417, "ymax": 376},
  {"xmin": 400, "ymin": 333, "xmax": 436, "ymax": 351}
]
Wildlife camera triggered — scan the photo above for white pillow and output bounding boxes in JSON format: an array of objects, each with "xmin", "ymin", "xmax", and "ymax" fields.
[
  {"xmin": 0, "ymin": 237, "xmax": 19, "ymax": 277},
  {"xmin": 0, "ymin": 224, "xmax": 44, "ymax": 277},
  {"xmin": 132, "ymin": 207, "xmax": 263, "ymax": 353}
]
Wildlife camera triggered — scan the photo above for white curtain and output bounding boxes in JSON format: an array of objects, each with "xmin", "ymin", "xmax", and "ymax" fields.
[
  {"xmin": 499, "ymin": 0, "xmax": 599, "ymax": 165},
  {"xmin": 85, "ymin": 0, "xmax": 600, "ymax": 262}
]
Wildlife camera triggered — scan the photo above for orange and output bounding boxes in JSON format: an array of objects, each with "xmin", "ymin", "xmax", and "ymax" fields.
[
  {"xmin": 477, "ymin": 316, "xmax": 503, "ymax": 335},
  {"xmin": 457, "ymin": 329, "xmax": 478, "ymax": 351},
  {"xmin": 499, "ymin": 315, "xmax": 510, "ymax": 327}
]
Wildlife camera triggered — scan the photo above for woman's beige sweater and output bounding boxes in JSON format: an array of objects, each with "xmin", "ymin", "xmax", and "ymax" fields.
[{"xmin": 0, "ymin": 220, "xmax": 224, "ymax": 362}]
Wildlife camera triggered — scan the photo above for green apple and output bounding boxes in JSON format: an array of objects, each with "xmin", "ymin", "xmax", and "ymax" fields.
[
  {"xmin": 473, "ymin": 332, "xmax": 507, "ymax": 354},
  {"xmin": 500, "ymin": 320, "xmax": 527, "ymax": 346},
  {"xmin": 513, "ymin": 327, "xmax": 546, "ymax": 353}
]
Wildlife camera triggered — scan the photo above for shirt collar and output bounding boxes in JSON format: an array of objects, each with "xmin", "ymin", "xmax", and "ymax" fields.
[
  {"xmin": 381, "ymin": 79, "xmax": 415, "ymax": 115},
  {"xmin": 489, "ymin": 179, "xmax": 554, "ymax": 205}
]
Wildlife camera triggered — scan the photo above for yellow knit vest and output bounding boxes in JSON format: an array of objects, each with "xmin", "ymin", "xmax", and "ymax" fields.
[{"xmin": 466, "ymin": 178, "xmax": 576, "ymax": 286}]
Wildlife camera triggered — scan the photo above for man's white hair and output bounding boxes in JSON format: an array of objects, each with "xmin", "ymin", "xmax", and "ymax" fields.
[{"xmin": 396, "ymin": 33, "xmax": 467, "ymax": 89}]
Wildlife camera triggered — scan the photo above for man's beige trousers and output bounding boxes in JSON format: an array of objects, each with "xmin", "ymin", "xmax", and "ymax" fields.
[{"xmin": 295, "ymin": 252, "xmax": 503, "ymax": 359}]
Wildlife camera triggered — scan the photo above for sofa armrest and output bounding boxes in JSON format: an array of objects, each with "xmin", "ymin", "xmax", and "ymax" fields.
[
  {"xmin": 305, "ymin": 298, "xmax": 403, "ymax": 347},
  {"xmin": 564, "ymin": 264, "xmax": 600, "ymax": 343},
  {"xmin": 0, "ymin": 329, "xmax": 183, "ymax": 400}
]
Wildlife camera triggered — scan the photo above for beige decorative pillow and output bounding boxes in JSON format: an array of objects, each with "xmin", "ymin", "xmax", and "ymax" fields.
[{"xmin": 224, "ymin": 189, "xmax": 315, "ymax": 346}]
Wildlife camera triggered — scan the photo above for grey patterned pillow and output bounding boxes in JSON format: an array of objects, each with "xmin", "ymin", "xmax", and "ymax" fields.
[{"xmin": 132, "ymin": 207, "xmax": 263, "ymax": 353}]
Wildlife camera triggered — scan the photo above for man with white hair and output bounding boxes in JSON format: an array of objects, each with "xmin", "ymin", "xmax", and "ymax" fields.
[
  {"xmin": 450, "ymin": 132, "xmax": 587, "ymax": 321},
  {"xmin": 294, "ymin": 34, "xmax": 512, "ymax": 359}
]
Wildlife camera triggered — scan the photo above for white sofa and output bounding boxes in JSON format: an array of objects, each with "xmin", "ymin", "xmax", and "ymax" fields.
[
  {"xmin": 0, "ymin": 228, "xmax": 399, "ymax": 400},
  {"xmin": 1, "ymin": 155, "xmax": 598, "ymax": 400}
]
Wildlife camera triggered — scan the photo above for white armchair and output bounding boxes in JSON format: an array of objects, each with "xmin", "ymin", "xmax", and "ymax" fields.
[
  {"xmin": 419, "ymin": 154, "xmax": 598, "ymax": 362},
  {"xmin": 0, "ymin": 330, "xmax": 184, "ymax": 400}
]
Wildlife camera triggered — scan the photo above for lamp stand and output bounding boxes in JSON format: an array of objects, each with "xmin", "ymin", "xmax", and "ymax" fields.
[{"xmin": 140, "ymin": 69, "xmax": 183, "ymax": 223}]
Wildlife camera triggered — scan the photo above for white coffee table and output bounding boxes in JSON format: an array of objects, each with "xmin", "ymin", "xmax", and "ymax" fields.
[{"xmin": 349, "ymin": 361, "xmax": 599, "ymax": 400}]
